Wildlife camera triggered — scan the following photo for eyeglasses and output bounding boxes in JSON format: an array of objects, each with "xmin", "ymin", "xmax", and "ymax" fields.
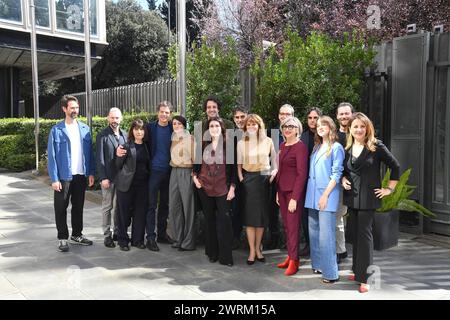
[{"xmin": 282, "ymin": 125, "xmax": 298, "ymax": 130}]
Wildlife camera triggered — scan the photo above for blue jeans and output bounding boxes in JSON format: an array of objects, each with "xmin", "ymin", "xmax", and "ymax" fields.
[
  {"xmin": 308, "ymin": 209, "xmax": 339, "ymax": 280},
  {"xmin": 146, "ymin": 169, "xmax": 171, "ymax": 241}
]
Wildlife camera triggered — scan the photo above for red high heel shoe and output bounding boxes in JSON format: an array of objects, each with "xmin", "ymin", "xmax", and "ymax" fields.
[
  {"xmin": 359, "ymin": 284, "xmax": 370, "ymax": 293},
  {"xmin": 284, "ymin": 259, "xmax": 299, "ymax": 276},
  {"xmin": 277, "ymin": 256, "xmax": 290, "ymax": 269}
]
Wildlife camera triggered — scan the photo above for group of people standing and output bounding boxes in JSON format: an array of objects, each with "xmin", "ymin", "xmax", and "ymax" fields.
[{"xmin": 47, "ymin": 95, "xmax": 400, "ymax": 293}]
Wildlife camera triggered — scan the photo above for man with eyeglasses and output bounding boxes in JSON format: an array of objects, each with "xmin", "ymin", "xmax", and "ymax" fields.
[
  {"xmin": 298, "ymin": 107, "xmax": 323, "ymax": 257},
  {"xmin": 231, "ymin": 106, "xmax": 248, "ymax": 250}
]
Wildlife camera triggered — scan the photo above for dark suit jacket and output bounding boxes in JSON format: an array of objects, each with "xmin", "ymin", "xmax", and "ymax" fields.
[
  {"xmin": 343, "ymin": 140, "xmax": 400, "ymax": 210},
  {"xmin": 146, "ymin": 120, "xmax": 173, "ymax": 161},
  {"xmin": 300, "ymin": 128, "xmax": 315, "ymax": 157},
  {"xmin": 276, "ymin": 140, "xmax": 309, "ymax": 202},
  {"xmin": 114, "ymin": 142, "xmax": 150, "ymax": 192},
  {"xmin": 96, "ymin": 126, "xmax": 128, "ymax": 182}
]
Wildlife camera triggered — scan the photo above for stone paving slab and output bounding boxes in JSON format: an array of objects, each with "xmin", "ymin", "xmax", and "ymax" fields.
[{"xmin": 0, "ymin": 171, "xmax": 450, "ymax": 300}]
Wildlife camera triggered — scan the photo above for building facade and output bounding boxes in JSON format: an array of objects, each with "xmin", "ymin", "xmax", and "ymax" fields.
[{"xmin": 0, "ymin": 0, "xmax": 107, "ymax": 117}]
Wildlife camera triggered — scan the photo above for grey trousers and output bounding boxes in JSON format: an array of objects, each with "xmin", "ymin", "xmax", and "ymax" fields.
[
  {"xmin": 101, "ymin": 182, "xmax": 119, "ymax": 238},
  {"xmin": 336, "ymin": 192, "xmax": 347, "ymax": 254},
  {"xmin": 169, "ymin": 167, "xmax": 196, "ymax": 250}
]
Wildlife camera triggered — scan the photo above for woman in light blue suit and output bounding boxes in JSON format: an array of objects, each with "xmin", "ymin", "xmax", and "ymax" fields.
[{"xmin": 305, "ymin": 116, "xmax": 344, "ymax": 283}]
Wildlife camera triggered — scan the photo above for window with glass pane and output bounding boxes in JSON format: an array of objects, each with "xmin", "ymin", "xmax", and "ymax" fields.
[
  {"xmin": 36, "ymin": 0, "xmax": 50, "ymax": 27},
  {"xmin": 433, "ymin": 69, "xmax": 447, "ymax": 203},
  {"xmin": 0, "ymin": 0, "xmax": 22, "ymax": 22},
  {"xmin": 55, "ymin": 0, "xmax": 96, "ymax": 35}
]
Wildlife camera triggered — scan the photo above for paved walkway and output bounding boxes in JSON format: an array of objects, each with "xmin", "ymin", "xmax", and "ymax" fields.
[{"xmin": 1, "ymin": 171, "xmax": 450, "ymax": 300}]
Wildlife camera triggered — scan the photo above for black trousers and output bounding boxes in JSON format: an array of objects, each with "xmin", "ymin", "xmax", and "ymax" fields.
[
  {"xmin": 349, "ymin": 208, "xmax": 374, "ymax": 284},
  {"xmin": 54, "ymin": 175, "xmax": 87, "ymax": 240},
  {"xmin": 198, "ymin": 189, "xmax": 233, "ymax": 265},
  {"xmin": 231, "ymin": 181, "xmax": 243, "ymax": 239},
  {"xmin": 268, "ymin": 182, "xmax": 280, "ymax": 239},
  {"xmin": 117, "ymin": 182, "xmax": 148, "ymax": 247},
  {"xmin": 301, "ymin": 206, "xmax": 309, "ymax": 245}
]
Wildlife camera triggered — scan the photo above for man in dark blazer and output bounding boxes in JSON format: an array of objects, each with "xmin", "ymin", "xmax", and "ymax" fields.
[
  {"xmin": 96, "ymin": 108, "xmax": 128, "ymax": 248},
  {"xmin": 145, "ymin": 101, "xmax": 174, "ymax": 251},
  {"xmin": 298, "ymin": 107, "xmax": 322, "ymax": 257}
]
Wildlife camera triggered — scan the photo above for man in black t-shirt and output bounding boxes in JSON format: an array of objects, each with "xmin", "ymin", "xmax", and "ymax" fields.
[{"xmin": 335, "ymin": 102, "xmax": 354, "ymax": 264}]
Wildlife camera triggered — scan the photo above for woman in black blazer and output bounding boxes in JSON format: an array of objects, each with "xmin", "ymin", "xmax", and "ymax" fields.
[
  {"xmin": 341, "ymin": 112, "xmax": 400, "ymax": 293},
  {"xmin": 115, "ymin": 119, "xmax": 150, "ymax": 251}
]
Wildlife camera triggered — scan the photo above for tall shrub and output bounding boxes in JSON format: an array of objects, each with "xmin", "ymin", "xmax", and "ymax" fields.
[
  {"xmin": 251, "ymin": 30, "xmax": 376, "ymax": 127},
  {"xmin": 169, "ymin": 37, "xmax": 241, "ymax": 127}
]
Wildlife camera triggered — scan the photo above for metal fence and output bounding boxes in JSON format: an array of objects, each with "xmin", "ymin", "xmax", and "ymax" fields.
[
  {"xmin": 43, "ymin": 79, "xmax": 178, "ymax": 118},
  {"xmin": 43, "ymin": 69, "xmax": 256, "ymax": 119}
]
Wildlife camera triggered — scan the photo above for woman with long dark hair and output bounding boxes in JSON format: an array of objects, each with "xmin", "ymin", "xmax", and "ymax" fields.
[{"xmin": 193, "ymin": 117, "xmax": 236, "ymax": 266}]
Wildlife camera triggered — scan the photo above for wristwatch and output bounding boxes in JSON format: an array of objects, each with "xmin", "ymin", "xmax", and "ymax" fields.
[{"xmin": 386, "ymin": 187, "xmax": 394, "ymax": 193}]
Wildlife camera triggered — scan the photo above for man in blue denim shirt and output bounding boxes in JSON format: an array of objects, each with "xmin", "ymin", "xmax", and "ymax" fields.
[{"xmin": 47, "ymin": 95, "xmax": 95, "ymax": 252}]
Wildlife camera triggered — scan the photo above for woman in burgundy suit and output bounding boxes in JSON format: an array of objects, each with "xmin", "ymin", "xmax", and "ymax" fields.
[{"xmin": 276, "ymin": 117, "xmax": 309, "ymax": 276}]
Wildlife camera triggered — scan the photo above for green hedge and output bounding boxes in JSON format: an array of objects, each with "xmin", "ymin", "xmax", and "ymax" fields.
[{"xmin": 0, "ymin": 112, "xmax": 158, "ymax": 172}]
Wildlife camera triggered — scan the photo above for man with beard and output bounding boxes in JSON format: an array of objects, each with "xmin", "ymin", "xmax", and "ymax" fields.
[
  {"xmin": 202, "ymin": 96, "xmax": 234, "ymax": 131},
  {"xmin": 335, "ymin": 102, "xmax": 354, "ymax": 263},
  {"xmin": 231, "ymin": 106, "xmax": 248, "ymax": 249},
  {"xmin": 96, "ymin": 108, "xmax": 128, "ymax": 248},
  {"xmin": 47, "ymin": 95, "xmax": 95, "ymax": 252}
]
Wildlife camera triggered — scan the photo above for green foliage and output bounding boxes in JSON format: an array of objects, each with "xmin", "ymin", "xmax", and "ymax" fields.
[
  {"xmin": 377, "ymin": 168, "xmax": 435, "ymax": 218},
  {"xmin": 0, "ymin": 113, "xmax": 158, "ymax": 172},
  {"xmin": 92, "ymin": 0, "xmax": 170, "ymax": 88},
  {"xmin": 251, "ymin": 29, "xmax": 376, "ymax": 128},
  {"xmin": 0, "ymin": 134, "xmax": 35, "ymax": 172},
  {"xmin": 168, "ymin": 37, "xmax": 241, "ymax": 127}
]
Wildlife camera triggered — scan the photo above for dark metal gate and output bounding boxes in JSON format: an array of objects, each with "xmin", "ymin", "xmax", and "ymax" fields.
[{"xmin": 364, "ymin": 31, "xmax": 450, "ymax": 236}]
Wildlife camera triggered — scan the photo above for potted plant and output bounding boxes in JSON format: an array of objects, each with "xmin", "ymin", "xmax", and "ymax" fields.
[{"xmin": 373, "ymin": 168, "xmax": 435, "ymax": 250}]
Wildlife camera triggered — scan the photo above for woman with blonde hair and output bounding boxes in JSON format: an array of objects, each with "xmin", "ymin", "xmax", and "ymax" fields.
[
  {"xmin": 342, "ymin": 112, "xmax": 400, "ymax": 293},
  {"xmin": 237, "ymin": 114, "xmax": 278, "ymax": 265},
  {"xmin": 275, "ymin": 117, "xmax": 309, "ymax": 276},
  {"xmin": 305, "ymin": 116, "xmax": 344, "ymax": 283}
]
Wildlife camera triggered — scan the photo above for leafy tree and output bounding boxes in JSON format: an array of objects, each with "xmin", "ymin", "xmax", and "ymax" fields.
[
  {"xmin": 93, "ymin": 0, "xmax": 170, "ymax": 88},
  {"xmin": 193, "ymin": 0, "xmax": 449, "ymax": 67},
  {"xmin": 192, "ymin": 0, "xmax": 286, "ymax": 67},
  {"xmin": 146, "ymin": 0, "xmax": 157, "ymax": 11},
  {"xmin": 168, "ymin": 37, "xmax": 241, "ymax": 126},
  {"xmin": 158, "ymin": 0, "xmax": 212, "ymax": 46},
  {"xmin": 251, "ymin": 30, "xmax": 376, "ymax": 128}
]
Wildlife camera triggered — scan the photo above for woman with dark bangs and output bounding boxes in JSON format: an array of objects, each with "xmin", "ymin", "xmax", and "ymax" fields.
[
  {"xmin": 115, "ymin": 119, "xmax": 150, "ymax": 251},
  {"xmin": 193, "ymin": 117, "xmax": 236, "ymax": 266}
]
